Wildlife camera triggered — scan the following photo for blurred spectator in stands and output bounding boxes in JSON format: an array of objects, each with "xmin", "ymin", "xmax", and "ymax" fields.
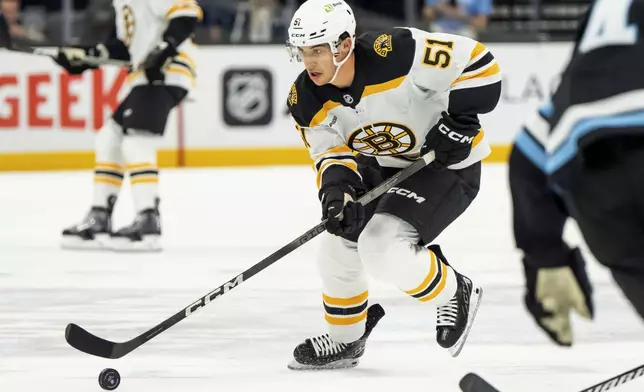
[
  {"xmin": 1, "ymin": 0, "xmax": 45, "ymax": 43},
  {"xmin": 249, "ymin": 0, "xmax": 277, "ymax": 43},
  {"xmin": 423, "ymin": 0, "xmax": 492, "ymax": 38},
  {"xmin": 201, "ymin": 0, "xmax": 237, "ymax": 43},
  {"xmin": 80, "ymin": 0, "xmax": 114, "ymax": 44}
]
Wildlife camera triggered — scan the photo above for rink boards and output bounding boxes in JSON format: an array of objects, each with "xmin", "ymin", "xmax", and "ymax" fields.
[{"xmin": 0, "ymin": 42, "xmax": 571, "ymax": 171}]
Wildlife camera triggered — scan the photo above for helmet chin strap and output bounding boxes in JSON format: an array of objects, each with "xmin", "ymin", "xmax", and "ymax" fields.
[{"xmin": 328, "ymin": 43, "xmax": 354, "ymax": 85}]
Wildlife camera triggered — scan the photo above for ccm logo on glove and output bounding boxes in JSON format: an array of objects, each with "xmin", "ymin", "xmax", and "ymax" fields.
[{"xmin": 438, "ymin": 123, "xmax": 475, "ymax": 144}]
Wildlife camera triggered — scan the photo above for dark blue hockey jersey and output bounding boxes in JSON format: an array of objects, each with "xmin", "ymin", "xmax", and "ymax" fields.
[{"xmin": 515, "ymin": 0, "xmax": 644, "ymax": 175}]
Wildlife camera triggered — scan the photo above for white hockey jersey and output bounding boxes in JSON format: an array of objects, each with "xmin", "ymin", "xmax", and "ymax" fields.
[
  {"xmin": 113, "ymin": 0, "xmax": 202, "ymax": 91},
  {"xmin": 287, "ymin": 28, "xmax": 502, "ymax": 189}
]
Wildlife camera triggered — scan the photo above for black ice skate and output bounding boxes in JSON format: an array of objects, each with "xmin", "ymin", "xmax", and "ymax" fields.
[
  {"xmin": 435, "ymin": 266, "xmax": 482, "ymax": 357},
  {"xmin": 111, "ymin": 199, "xmax": 161, "ymax": 252},
  {"xmin": 288, "ymin": 303, "xmax": 385, "ymax": 371},
  {"xmin": 61, "ymin": 196, "xmax": 115, "ymax": 250}
]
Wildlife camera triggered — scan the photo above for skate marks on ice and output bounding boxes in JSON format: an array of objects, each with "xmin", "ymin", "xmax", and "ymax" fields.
[{"xmin": 0, "ymin": 166, "xmax": 643, "ymax": 392}]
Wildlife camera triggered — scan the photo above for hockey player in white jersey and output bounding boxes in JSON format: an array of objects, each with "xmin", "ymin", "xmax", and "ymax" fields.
[
  {"xmin": 286, "ymin": 0, "xmax": 501, "ymax": 370},
  {"xmin": 54, "ymin": 0, "xmax": 201, "ymax": 251}
]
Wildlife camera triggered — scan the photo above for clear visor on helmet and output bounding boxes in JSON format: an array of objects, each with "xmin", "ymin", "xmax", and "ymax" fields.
[{"xmin": 286, "ymin": 35, "xmax": 347, "ymax": 64}]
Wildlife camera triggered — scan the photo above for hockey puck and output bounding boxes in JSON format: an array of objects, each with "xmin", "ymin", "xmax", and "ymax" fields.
[{"xmin": 98, "ymin": 368, "xmax": 121, "ymax": 390}]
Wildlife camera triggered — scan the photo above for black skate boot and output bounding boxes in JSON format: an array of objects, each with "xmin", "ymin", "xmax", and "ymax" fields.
[
  {"xmin": 288, "ymin": 303, "xmax": 385, "ymax": 370},
  {"xmin": 111, "ymin": 198, "xmax": 161, "ymax": 252},
  {"xmin": 61, "ymin": 196, "xmax": 116, "ymax": 250},
  {"xmin": 432, "ymin": 245, "xmax": 483, "ymax": 358}
]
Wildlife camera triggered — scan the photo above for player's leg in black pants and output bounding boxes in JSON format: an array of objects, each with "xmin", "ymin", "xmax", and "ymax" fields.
[
  {"xmin": 508, "ymin": 144, "xmax": 573, "ymax": 268},
  {"xmin": 508, "ymin": 143, "xmax": 594, "ymax": 346},
  {"xmin": 566, "ymin": 137, "xmax": 644, "ymax": 321}
]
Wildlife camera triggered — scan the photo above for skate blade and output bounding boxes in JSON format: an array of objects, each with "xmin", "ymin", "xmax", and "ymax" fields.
[
  {"xmin": 287, "ymin": 358, "xmax": 360, "ymax": 371},
  {"xmin": 111, "ymin": 235, "xmax": 162, "ymax": 252},
  {"xmin": 448, "ymin": 286, "xmax": 483, "ymax": 358},
  {"xmin": 61, "ymin": 234, "xmax": 111, "ymax": 251}
]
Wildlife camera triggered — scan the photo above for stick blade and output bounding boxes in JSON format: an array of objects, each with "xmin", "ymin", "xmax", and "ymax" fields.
[
  {"xmin": 460, "ymin": 373, "xmax": 502, "ymax": 392},
  {"xmin": 65, "ymin": 323, "xmax": 120, "ymax": 359}
]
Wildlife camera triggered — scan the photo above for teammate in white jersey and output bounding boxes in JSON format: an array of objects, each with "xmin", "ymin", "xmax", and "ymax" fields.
[
  {"xmin": 286, "ymin": 0, "xmax": 501, "ymax": 370},
  {"xmin": 53, "ymin": 0, "xmax": 202, "ymax": 252}
]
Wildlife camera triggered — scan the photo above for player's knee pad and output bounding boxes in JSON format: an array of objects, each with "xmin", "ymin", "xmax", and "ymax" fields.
[
  {"xmin": 357, "ymin": 213, "xmax": 418, "ymax": 282},
  {"xmin": 95, "ymin": 118, "xmax": 124, "ymax": 162}
]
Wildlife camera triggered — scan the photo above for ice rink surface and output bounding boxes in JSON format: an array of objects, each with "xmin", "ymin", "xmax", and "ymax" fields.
[{"xmin": 1, "ymin": 164, "xmax": 643, "ymax": 392}]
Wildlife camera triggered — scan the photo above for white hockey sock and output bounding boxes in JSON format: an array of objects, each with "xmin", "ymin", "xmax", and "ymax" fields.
[
  {"xmin": 93, "ymin": 119, "xmax": 124, "ymax": 208},
  {"xmin": 318, "ymin": 235, "xmax": 369, "ymax": 344},
  {"xmin": 358, "ymin": 213, "xmax": 458, "ymax": 306},
  {"xmin": 122, "ymin": 132, "xmax": 161, "ymax": 212}
]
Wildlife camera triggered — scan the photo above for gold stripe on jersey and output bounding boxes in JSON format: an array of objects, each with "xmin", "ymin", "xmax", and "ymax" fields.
[
  {"xmin": 177, "ymin": 52, "xmax": 197, "ymax": 70},
  {"xmin": 473, "ymin": 129, "xmax": 484, "ymax": 148},
  {"xmin": 323, "ymin": 291, "xmax": 369, "ymax": 306},
  {"xmin": 469, "ymin": 42, "xmax": 487, "ymax": 62},
  {"xmin": 127, "ymin": 70, "xmax": 143, "ymax": 83},
  {"xmin": 310, "ymin": 101, "xmax": 342, "ymax": 128},
  {"xmin": 295, "ymin": 124, "xmax": 311, "ymax": 148},
  {"xmin": 312, "ymin": 145, "xmax": 353, "ymax": 164},
  {"xmin": 308, "ymin": 76, "xmax": 407, "ymax": 129},
  {"xmin": 362, "ymin": 76, "xmax": 406, "ymax": 98},
  {"xmin": 451, "ymin": 63, "xmax": 500, "ymax": 86},
  {"xmin": 167, "ymin": 66, "xmax": 196, "ymax": 87},
  {"xmin": 316, "ymin": 159, "xmax": 359, "ymax": 189},
  {"xmin": 166, "ymin": 1, "xmax": 203, "ymax": 21}
]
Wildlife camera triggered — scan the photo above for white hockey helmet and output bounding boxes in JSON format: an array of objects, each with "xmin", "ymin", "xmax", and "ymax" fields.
[{"xmin": 287, "ymin": 0, "xmax": 357, "ymax": 81}]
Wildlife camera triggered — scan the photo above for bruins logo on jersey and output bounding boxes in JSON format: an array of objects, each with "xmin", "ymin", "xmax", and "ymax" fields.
[
  {"xmin": 348, "ymin": 122, "xmax": 416, "ymax": 156},
  {"xmin": 288, "ymin": 83, "xmax": 298, "ymax": 106},
  {"xmin": 374, "ymin": 34, "xmax": 393, "ymax": 58}
]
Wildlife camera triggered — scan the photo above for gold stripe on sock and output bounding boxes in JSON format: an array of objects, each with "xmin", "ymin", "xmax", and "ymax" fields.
[
  {"xmin": 94, "ymin": 176, "xmax": 123, "ymax": 187},
  {"xmin": 130, "ymin": 176, "xmax": 159, "ymax": 185},
  {"xmin": 322, "ymin": 291, "xmax": 369, "ymax": 307},
  {"xmin": 419, "ymin": 263, "xmax": 449, "ymax": 302},
  {"xmin": 324, "ymin": 312, "xmax": 368, "ymax": 326},
  {"xmin": 95, "ymin": 162, "xmax": 123, "ymax": 170},
  {"xmin": 405, "ymin": 250, "xmax": 438, "ymax": 296},
  {"xmin": 126, "ymin": 163, "xmax": 157, "ymax": 171}
]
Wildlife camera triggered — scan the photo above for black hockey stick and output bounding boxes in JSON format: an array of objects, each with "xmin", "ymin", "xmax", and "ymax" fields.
[
  {"xmin": 0, "ymin": 12, "xmax": 129, "ymax": 68},
  {"xmin": 460, "ymin": 363, "xmax": 644, "ymax": 392},
  {"xmin": 65, "ymin": 151, "xmax": 437, "ymax": 359}
]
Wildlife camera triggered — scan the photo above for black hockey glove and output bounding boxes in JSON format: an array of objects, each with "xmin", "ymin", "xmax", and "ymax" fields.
[
  {"xmin": 320, "ymin": 184, "xmax": 365, "ymax": 236},
  {"xmin": 53, "ymin": 45, "xmax": 107, "ymax": 75},
  {"xmin": 523, "ymin": 248, "xmax": 594, "ymax": 347},
  {"xmin": 421, "ymin": 111, "xmax": 480, "ymax": 170},
  {"xmin": 140, "ymin": 41, "xmax": 179, "ymax": 84}
]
